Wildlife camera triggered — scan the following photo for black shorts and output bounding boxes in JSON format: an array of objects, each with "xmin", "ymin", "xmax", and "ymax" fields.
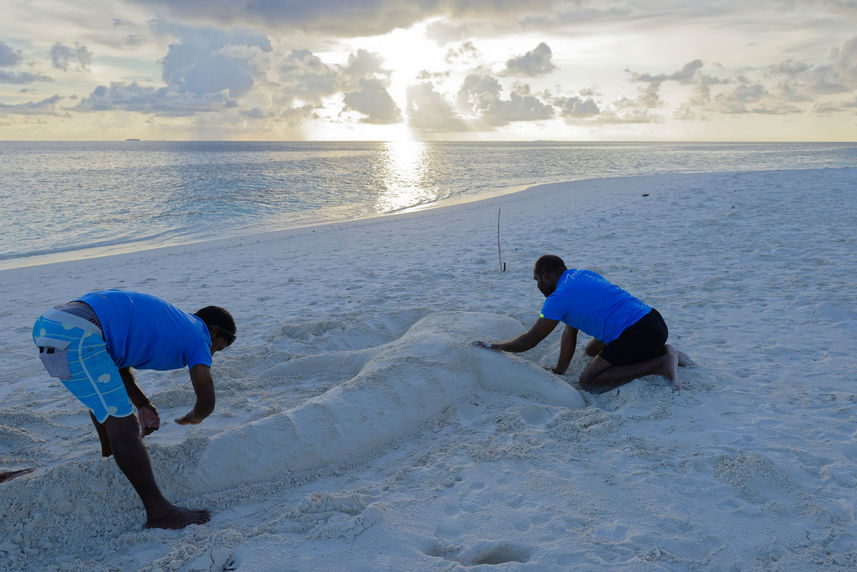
[{"xmin": 599, "ymin": 309, "xmax": 668, "ymax": 366}]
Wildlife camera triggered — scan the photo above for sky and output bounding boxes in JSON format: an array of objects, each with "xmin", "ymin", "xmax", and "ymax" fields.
[{"xmin": 1, "ymin": 0, "xmax": 856, "ymax": 141}]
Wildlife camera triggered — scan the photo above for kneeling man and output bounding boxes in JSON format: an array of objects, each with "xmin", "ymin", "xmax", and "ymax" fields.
[{"xmin": 475, "ymin": 254, "xmax": 689, "ymax": 393}]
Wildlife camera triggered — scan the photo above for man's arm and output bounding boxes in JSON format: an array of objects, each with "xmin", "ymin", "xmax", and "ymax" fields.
[
  {"xmin": 550, "ymin": 325, "xmax": 578, "ymax": 374},
  {"xmin": 475, "ymin": 317, "xmax": 559, "ymax": 353},
  {"xmin": 120, "ymin": 367, "xmax": 151, "ymax": 409},
  {"xmin": 119, "ymin": 367, "xmax": 160, "ymax": 437},
  {"xmin": 175, "ymin": 364, "xmax": 215, "ymax": 425}
]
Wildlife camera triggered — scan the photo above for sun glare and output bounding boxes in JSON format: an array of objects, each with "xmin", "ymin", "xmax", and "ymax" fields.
[
  {"xmin": 345, "ymin": 20, "xmax": 442, "ymax": 140},
  {"xmin": 376, "ymin": 139, "xmax": 430, "ymax": 212}
]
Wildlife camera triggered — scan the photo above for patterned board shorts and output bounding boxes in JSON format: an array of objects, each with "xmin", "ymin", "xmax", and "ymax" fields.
[{"xmin": 33, "ymin": 307, "xmax": 133, "ymax": 423}]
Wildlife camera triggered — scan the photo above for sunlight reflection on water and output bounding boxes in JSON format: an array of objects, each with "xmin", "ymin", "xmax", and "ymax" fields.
[{"xmin": 377, "ymin": 140, "xmax": 431, "ymax": 213}]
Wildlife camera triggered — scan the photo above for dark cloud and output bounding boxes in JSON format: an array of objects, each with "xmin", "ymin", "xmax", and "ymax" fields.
[
  {"xmin": 131, "ymin": 0, "xmax": 429, "ymax": 37},
  {"xmin": 0, "ymin": 95, "xmax": 63, "ymax": 115},
  {"xmin": 51, "ymin": 42, "xmax": 92, "ymax": 71},
  {"xmin": 130, "ymin": 0, "xmax": 558, "ymax": 38},
  {"xmin": 501, "ymin": 42, "xmax": 556, "ymax": 77},
  {"xmin": 0, "ymin": 41, "xmax": 23, "ymax": 67}
]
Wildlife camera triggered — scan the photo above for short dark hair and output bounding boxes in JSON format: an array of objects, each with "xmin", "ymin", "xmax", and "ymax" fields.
[
  {"xmin": 534, "ymin": 254, "xmax": 567, "ymax": 276},
  {"xmin": 194, "ymin": 306, "xmax": 236, "ymax": 345}
]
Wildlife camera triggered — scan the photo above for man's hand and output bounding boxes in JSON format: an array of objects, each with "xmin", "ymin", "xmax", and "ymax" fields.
[
  {"xmin": 137, "ymin": 404, "xmax": 160, "ymax": 437},
  {"xmin": 543, "ymin": 365, "xmax": 566, "ymax": 375},
  {"xmin": 175, "ymin": 411, "xmax": 204, "ymax": 425},
  {"xmin": 472, "ymin": 340, "xmax": 499, "ymax": 351}
]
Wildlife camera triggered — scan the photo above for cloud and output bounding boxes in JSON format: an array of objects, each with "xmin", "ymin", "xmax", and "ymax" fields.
[
  {"xmin": 0, "ymin": 95, "xmax": 63, "ymax": 115},
  {"xmin": 406, "ymin": 82, "xmax": 467, "ymax": 132},
  {"xmin": 445, "ymin": 41, "xmax": 480, "ymax": 64},
  {"xmin": 669, "ymin": 59, "xmax": 704, "ymax": 84},
  {"xmin": 342, "ymin": 78, "xmax": 402, "ymax": 123},
  {"xmin": 767, "ymin": 36, "xmax": 857, "ymax": 100},
  {"xmin": 457, "ymin": 73, "xmax": 553, "ymax": 126},
  {"xmin": 0, "ymin": 70, "xmax": 52, "ymax": 84},
  {"xmin": 277, "ymin": 49, "xmax": 340, "ymax": 104},
  {"xmin": 73, "ymin": 82, "xmax": 234, "ymax": 116},
  {"xmin": 628, "ymin": 59, "xmax": 705, "ymax": 86},
  {"xmin": 155, "ymin": 24, "xmax": 271, "ymax": 99},
  {"xmin": 0, "ymin": 41, "xmax": 23, "ymax": 67},
  {"xmin": 162, "ymin": 42, "xmax": 256, "ymax": 98},
  {"xmin": 343, "ymin": 49, "xmax": 390, "ymax": 82},
  {"xmin": 130, "ymin": 0, "xmax": 559, "ymax": 38},
  {"xmin": 51, "ymin": 42, "xmax": 92, "ymax": 71},
  {"xmin": 830, "ymin": 36, "xmax": 857, "ymax": 84},
  {"xmin": 554, "ymin": 95, "xmax": 600, "ymax": 120},
  {"xmin": 501, "ymin": 42, "xmax": 556, "ymax": 77},
  {"xmin": 131, "ymin": 0, "xmax": 431, "ymax": 37},
  {"xmin": 597, "ymin": 96, "xmax": 664, "ymax": 124},
  {"xmin": 711, "ymin": 80, "xmax": 770, "ymax": 114},
  {"xmin": 275, "ymin": 48, "xmax": 399, "ymax": 123}
]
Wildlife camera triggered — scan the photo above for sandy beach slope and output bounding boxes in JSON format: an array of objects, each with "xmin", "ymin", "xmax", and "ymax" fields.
[{"xmin": 1, "ymin": 167, "xmax": 856, "ymax": 570}]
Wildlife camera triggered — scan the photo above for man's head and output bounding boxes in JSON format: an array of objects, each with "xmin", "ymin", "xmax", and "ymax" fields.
[
  {"xmin": 194, "ymin": 306, "xmax": 236, "ymax": 354},
  {"xmin": 533, "ymin": 254, "xmax": 567, "ymax": 297}
]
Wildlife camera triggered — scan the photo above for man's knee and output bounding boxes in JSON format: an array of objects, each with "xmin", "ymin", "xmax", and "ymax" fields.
[{"xmin": 102, "ymin": 414, "xmax": 139, "ymax": 437}]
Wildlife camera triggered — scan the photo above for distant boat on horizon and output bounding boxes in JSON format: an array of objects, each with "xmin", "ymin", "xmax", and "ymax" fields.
[{"xmin": 124, "ymin": 138, "xmax": 141, "ymax": 142}]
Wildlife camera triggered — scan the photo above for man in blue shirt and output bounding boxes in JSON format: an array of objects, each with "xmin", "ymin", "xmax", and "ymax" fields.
[
  {"xmin": 33, "ymin": 290, "xmax": 236, "ymax": 529},
  {"xmin": 475, "ymin": 255, "xmax": 690, "ymax": 393}
]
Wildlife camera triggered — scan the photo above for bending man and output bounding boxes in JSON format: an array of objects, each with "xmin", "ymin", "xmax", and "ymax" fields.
[
  {"xmin": 475, "ymin": 254, "xmax": 688, "ymax": 393},
  {"xmin": 33, "ymin": 290, "xmax": 236, "ymax": 529}
]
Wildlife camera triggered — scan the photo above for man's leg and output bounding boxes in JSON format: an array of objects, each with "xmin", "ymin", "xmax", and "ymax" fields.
[
  {"xmin": 579, "ymin": 345, "xmax": 679, "ymax": 393},
  {"xmin": 584, "ymin": 339, "xmax": 605, "ymax": 357},
  {"xmin": 102, "ymin": 414, "xmax": 210, "ymax": 529},
  {"xmin": 90, "ymin": 412, "xmax": 112, "ymax": 457}
]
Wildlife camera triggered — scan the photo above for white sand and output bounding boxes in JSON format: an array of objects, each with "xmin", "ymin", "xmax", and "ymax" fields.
[{"xmin": 1, "ymin": 167, "xmax": 856, "ymax": 570}]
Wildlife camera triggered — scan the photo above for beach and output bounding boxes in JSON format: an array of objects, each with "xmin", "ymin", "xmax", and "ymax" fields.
[{"xmin": 1, "ymin": 167, "xmax": 856, "ymax": 570}]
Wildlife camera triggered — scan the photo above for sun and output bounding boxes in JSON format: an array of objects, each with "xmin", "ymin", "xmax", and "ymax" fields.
[{"xmin": 343, "ymin": 20, "xmax": 445, "ymax": 141}]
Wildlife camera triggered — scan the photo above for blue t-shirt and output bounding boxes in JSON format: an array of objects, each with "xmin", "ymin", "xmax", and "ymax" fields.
[
  {"xmin": 540, "ymin": 269, "xmax": 651, "ymax": 344},
  {"xmin": 80, "ymin": 290, "xmax": 212, "ymax": 371}
]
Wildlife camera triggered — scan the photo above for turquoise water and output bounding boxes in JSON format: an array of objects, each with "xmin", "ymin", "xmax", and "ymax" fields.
[{"xmin": 1, "ymin": 141, "xmax": 855, "ymax": 268}]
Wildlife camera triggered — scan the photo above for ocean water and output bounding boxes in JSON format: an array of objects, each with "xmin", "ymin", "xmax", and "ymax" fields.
[{"xmin": 1, "ymin": 140, "xmax": 855, "ymax": 269}]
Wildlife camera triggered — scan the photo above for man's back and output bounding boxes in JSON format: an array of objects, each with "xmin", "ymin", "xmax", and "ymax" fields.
[
  {"xmin": 80, "ymin": 290, "xmax": 211, "ymax": 370},
  {"xmin": 540, "ymin": 269, "xmax": 650, "ymax": 343}
]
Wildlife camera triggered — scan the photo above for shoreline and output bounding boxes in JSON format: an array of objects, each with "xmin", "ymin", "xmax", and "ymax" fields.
[{"xmin": 1, "ymin": 164, "xmax": 846, "ymax": 272}]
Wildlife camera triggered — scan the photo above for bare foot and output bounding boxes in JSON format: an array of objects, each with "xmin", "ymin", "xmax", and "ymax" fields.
[
  {"xmin": 676, "ymin": 349, "xmax": 695, "ymax": 368},
  {"xmin": 145, "ymin": 505, "xmax": 211, "ymax": 529},
  {"xmin": 661, "ymin": 345, "xmax": 680, "ymax": 391}
]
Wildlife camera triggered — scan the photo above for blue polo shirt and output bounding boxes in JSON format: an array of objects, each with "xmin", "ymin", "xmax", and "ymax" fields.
[
  {"xmin": 540, "ymin": 269, "xmax": 651, "ymax": 344},
  {"xmin": 79, "ymin": 290, "xmax": 212, "ymax": 371}
]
